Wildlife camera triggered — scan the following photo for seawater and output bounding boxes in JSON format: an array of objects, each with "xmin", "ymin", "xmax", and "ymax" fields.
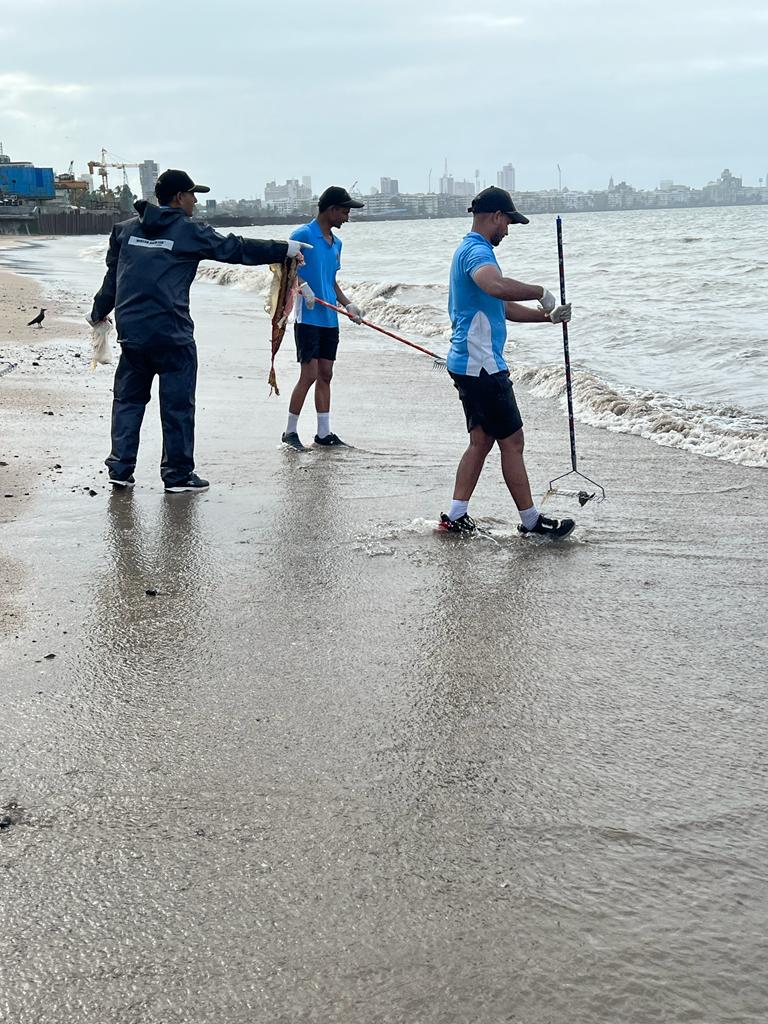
[
  {"xmin": 239, "ymin": 206, "xmax": 768, "ymax": 467},
  {"xmin": 4, "ymin": 204, "xmax": 768, "ymax": 467}
]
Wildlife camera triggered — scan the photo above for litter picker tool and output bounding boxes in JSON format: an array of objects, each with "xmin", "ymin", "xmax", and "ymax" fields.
[
  {"xmin": 313, "ymin": 297, "xmax": 446, "ymax": 369},
  {"xmin": 548, "ymin": 216, "xmax": 606, "ymax": 505}
]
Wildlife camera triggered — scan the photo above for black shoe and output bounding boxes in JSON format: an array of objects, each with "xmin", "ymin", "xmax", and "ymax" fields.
[
  {"xmin": 282, "ymin": 431, "xmax": 307, "ymax": 451},
  {"xmin": 164, "ymin": 474, "xmax": 210, "ymax": 494},
  {"xmin": 518, "ymin": 514, "xmax": 575, "ymax": 539},
  {"xmin": 109, "ymin": 474, "xmax": 135, "ymax": 489},
  {"xmin": 438, "ymin": 512, "xmax": 476, "ymax": 534},
  {"xmin": 314, "ymin": 432, "xmax": 347, "ymax": 447}
]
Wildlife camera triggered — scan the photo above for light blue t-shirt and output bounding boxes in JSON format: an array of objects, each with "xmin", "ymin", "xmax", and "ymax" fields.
[
  {"xmin": 447, "ymin": 232, "xmax": 508, "ymax": 376},
  {"xmin": 290, "ymin": 219, "xmax": 342, "ymax": 328}
]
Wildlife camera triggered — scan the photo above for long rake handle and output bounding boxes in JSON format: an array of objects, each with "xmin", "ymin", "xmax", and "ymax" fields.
[
  {"xmin": 313, "ymin": 296, "xmax": 444, "ymax": 361},
  {"xmin": 556, "ymin": 216, "xmax": 578, "ymax": 473}
]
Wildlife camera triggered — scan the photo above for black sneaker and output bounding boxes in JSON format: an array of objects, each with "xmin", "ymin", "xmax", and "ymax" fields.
[
  {"xmin": 314, "ymin": 432, "xmax": 347, "ymax": 447},
  {"xmin": 518, "ymin": 514, "xmax": 575, "ymax": 539},
  {"xmin": 164, "ymin": 474, "xmax": 210, "ymax": 494},
  {"xmin": 109, "ymin": 474, "xmax": 135, "ymax": 489},
  {"xmin": 282, "ymin": 431, "xmax": 307, "ymax": 451},
  {"xmin": 438, "ymin": 512, "xmax": 476, "ymax": 534}
]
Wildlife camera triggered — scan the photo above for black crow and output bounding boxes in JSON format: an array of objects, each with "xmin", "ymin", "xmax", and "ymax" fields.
[{"xmin": 27, "ymin": 308, "xmax": 46, "ymax": 328}]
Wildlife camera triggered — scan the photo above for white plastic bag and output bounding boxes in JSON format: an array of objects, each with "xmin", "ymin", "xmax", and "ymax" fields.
[{"xmin": 90, "ymin": 319, "xmax": 113, "ymax": 369}]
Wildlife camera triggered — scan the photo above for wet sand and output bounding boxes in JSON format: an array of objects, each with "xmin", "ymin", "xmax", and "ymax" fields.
[{"xmin": 1, "ymin": 251, "xmax": 767, "ymax": 1023}]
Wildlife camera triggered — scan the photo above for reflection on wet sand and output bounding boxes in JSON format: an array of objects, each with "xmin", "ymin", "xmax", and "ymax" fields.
[{"xmin": 76, "ymin": 491, "xmax": 214, "ymax": 712}]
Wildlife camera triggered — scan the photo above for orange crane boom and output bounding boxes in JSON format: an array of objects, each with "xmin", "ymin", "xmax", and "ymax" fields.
[{"xmin": 87, "ymin": 148, "xmax": 141, "ymax": 193}]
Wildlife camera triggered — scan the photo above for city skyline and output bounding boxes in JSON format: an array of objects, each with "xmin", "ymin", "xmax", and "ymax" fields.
[
  {"xmin": 252, "ymin": 165, "xmax": 767, "ymax": 206},
  {"xmin": 1, "ymin": 0, "xmax": 766, "ymax": 200}
]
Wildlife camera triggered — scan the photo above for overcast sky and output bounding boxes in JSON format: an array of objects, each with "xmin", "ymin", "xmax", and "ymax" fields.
[{"xmin": 1, "ymin": 0, "xmax": 767, "ymax": 199}]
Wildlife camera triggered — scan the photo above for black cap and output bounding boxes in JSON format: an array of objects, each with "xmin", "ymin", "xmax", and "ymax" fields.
[
  {"xmin": 155, "ymin": 169, "xmax": 210, "ymax": 201},
  {"xmin": 468, "ymin": 186, "xmax": 529, "ymax": 224},
  {"xmin": 318, "ymin": 186, "xmax": 365, "ymax": 212}
]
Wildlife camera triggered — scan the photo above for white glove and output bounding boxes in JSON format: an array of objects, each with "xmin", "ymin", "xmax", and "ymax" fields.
[
  {"xmin": 548, "ymin": 303, "xmax": 572, "ymax": 324},
  {"xmin": 286, "ymin": 239, "xmax": 312, "ymax": 258},
  {"xmin": 538, "ymin": 287, "xmax": 557, "ymax": 313},
  {"xmin": 345, "ymin": 302, "xmax": 363, "ymax": 324},
  {"xmin": 298, "ymin": 281, "xmax": 315, "ymax": 310}
]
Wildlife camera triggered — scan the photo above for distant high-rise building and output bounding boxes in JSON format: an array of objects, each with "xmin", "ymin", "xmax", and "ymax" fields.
[
  {"xmin": 439, "ymin": 158, "xmax": 454, "ymax": 196},
  {"xmin": 453, "ymin": 179, "xmax": 474, "ymax": 197},
  {"xmin": 139, "ymin": 159, "xmax": 159, "ymax": 201},
  {"xmin": 264, "ymin": 177, "xmax": 313, "ymax": 212},
  {"xmin": 302, "ymin": 175, "xmax": 312, "ymax": 193},
  {"xmin": 380, "ymin": 176, "xmax": 399, "ymax": 195},
  {"xmin": 497, "ymin": 163, "xmax": 515, "ymax": 192}
]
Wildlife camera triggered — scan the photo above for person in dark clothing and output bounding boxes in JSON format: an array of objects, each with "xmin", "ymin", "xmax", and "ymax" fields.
[{"xmin": 89, "ymin": 168, "xmax": 309, "ymax": 492}]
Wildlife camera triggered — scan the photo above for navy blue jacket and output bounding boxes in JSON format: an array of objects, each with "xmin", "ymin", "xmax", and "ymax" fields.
[{"xmin": 91, "ymin": 201, "xmax": 289, "ymax": 346}]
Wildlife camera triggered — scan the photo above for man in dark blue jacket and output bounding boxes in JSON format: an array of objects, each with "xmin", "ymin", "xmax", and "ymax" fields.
[{"xmin": 90, "ymin": 168, "xmax": 308, "ymax": 492}]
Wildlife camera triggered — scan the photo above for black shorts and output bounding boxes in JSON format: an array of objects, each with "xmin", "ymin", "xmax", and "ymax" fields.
[
  {"xmin": 449, "ymin": 368, "xmax": 524, "ymax": 440},
  {"xmin": 294, "ymin": 323, "xmax": 340, "ymax": 364}
]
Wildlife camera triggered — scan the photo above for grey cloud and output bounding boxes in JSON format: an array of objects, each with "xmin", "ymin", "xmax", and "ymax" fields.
[{"xmin": 1, "ymin": 0, "xmax": 766, "ymax": 195}]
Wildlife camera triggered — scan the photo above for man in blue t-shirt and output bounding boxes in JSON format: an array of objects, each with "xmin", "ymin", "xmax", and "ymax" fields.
[
  {"xmin": 440, "ymin": 187, "xmax": 576, "ymax": 540},
  {"xmin": 281, "ymin": 186, "xmax": 365, "ymax": 451}
]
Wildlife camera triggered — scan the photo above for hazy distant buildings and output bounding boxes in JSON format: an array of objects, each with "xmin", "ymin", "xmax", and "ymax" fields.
[
  {"xmin": 245, "ymin": 165, "xmax": 768, "ymax": 223},
  {"xmin": 139, "ymin": 160, "xmax": 159, "ymax": 201},
  {"xmin": 702, "ymin": 168, "xmax": 743, "ymax": 203},
  {"xmin": 264, "ymin": 177, "xmax": 313, "ymax": 214},
  {"xmin": 399, "ymin": 192, "xmax": 440, "ymax": 217},
  {"xmin": 497, "ymin": 163, "xmax": 516, "ymax": 192},
  {"xmin": 439, "ymin": 160, "xmax": 477, "ymax": 197},
  {"xmin": 439, "ymin": 158, "xmax": 454, "ymax": 195}
]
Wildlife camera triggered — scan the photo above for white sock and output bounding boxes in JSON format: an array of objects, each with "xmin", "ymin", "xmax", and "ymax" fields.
[
  {"xmin": 449, "ymin": 499, "xmax": 469, "ymax": 521},
  {"xmin": 317, "ymin": 412, "xmax": 331, "ymax": 438},
  {"xmin": 519, "ymin": 505, "xmax": 540, "ymax": 530},
  {"xmin": 286, "ymin": 413, "xmax": 299, "ymax": 434}
]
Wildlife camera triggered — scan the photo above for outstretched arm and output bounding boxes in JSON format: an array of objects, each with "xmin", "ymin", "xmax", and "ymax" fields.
[{"xmin": 192, "ymin": 223, "xmax": 292, "ymax": 266}]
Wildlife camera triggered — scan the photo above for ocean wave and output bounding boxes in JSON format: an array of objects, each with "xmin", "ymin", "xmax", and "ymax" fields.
[
  {"xmin": 195, "ymin": 267, "xmax": 452, "ymax": 340},
  {"xmin": 78, "ymin": 243, "xmax": 108, "ymax": 263},
  {"xmin": 141, "ymin": 258, "xmax": 768, "ymax": 467},
  {"xmin": 516, "ymin": 363, "xmax": 768, "ymax": 468},
  {"xmin": 347, "ymin": 284, "xmax": 450, "ymax": 340},
  {"xmin": 195, "ymin": 263, "xmax": 273, "ymax": 291}
]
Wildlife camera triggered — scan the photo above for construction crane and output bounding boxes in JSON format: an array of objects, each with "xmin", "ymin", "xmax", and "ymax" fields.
[{"xmin": 88, "ymin": 148, "xmax": 141, "ymax": 193}]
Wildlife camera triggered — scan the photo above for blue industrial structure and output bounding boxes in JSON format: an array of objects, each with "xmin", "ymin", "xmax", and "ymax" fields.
[{"xmin": 0, "ymin": 165, "xmax": 56, "ymax": 200}]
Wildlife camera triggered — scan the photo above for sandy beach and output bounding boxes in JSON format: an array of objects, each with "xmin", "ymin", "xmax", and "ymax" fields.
[
  {"xmin": 1, "ymin": 239, "xmax": 767, "ymax": 1023},
  {"xmin": 0, "ymin": 250, "xmax": 98, "ymax": 641}
]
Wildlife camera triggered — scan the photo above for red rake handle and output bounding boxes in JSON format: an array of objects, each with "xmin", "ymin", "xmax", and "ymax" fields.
[{"xmin": 313, "ymin": 297, "xmax": 443, "ymax": 361}]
